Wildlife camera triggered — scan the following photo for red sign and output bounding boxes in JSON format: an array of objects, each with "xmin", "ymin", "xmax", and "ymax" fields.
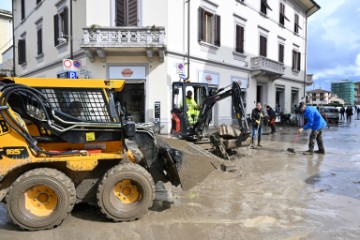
[{"xmin": 121, "ymin": 68, "xmax": 134, "ymax": 77}]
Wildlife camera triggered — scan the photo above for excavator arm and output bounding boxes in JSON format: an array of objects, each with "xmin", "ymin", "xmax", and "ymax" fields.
[{"xmin": 192, "ymin": 81, "xmax": 250, "ymax": 139}]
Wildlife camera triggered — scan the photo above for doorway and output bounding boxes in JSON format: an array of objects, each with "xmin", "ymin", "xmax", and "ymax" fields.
[
  {"xmin": 276, "ymin": 86, "xmax": 285, "ymax": 114},
  {"xmin": 118, "ymin": 82, "xmax": 145, "ymax": 123}
]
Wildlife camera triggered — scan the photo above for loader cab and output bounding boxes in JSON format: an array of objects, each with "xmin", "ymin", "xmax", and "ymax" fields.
[{"xmin": 171, "ymin": 82, "xmax": 217, "ymax": 138}]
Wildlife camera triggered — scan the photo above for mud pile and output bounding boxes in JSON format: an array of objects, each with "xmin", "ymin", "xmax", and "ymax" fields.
[{"xmin": 156, "ymin": 136, "xmax": 223, "ymax": 190}]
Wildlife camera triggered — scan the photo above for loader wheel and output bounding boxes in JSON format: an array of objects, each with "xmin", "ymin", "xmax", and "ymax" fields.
[
  {"xmin": 6, "ymin": 168, "xmax": 76, "ymax": 231},
  {"xmin": 97, "ymin": 163, "xmax": 155, "ymax": 222}
]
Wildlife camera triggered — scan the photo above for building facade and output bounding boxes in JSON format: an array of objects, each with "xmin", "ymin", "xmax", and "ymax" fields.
[
  {"xmin": 306, "ymin": 89, "xmax": 330, "ymax": 105},
  {"xmin": 0, "ymin": 9, "xmax": 12, "ymax": 74},
  {"xmin": 331, "ymin": 80, "xmax": 355, "ymax": 105},
  {"xmin": 13, "ymin": 0, "xmax": 319, "ymax": 133},
  {"xmin": 354, "ymin": 81, "xmax": 360, "ymax": 106}
]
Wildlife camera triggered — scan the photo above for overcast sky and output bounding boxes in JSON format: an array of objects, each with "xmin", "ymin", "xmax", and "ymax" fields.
[
  {"xmin": 1, "ymin": 0, "xmax": 359, "ymax": 91},
  {"xmin": 308, "ymin": 0, "xmax": 360, "ymax": 90}
]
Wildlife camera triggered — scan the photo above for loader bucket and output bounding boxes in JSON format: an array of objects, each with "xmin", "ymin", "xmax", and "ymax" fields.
[{"xmin": 155, "ymin": 136, "xmax": 222, "ymax": 191}]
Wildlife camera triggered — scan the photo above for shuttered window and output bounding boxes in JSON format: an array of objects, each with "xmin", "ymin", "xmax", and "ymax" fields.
[
  {"xmin": 292, "ymin": 50, "xmax": 301, "ymax": 71},
  {"xmin": 18, "ymin": 39, "xmax": 26, "ymax": 65},
  {"xmin": 54, "ymin": 8, "xmax": 69, "ymax": 46},
  {"xmin": 235, "ymin": 25, "xmax": 244, "ymax": 54},
  {"xmin": 279, "ymin": 2, "xmax": 289, "ymax": 26},
  {"xmin": 116, "ymin": 0, "xmax": 138, "ymax": 26},
  {"xmin": 37, "ymin": 28, "xmax": 43, "ymax": 55},
  {"xmin": 21, "ymin": 0, "xmax": 25, "ymax": 20},
  {"xmin": 259, "ymin": 35, "xmax": 267, "ymax": 57},
  {"xmin": 260, "ymin": 0, "xmax": 272, "ymax": 15},
  {"xmin": 294, "ymin": 14, "xmax": 302, "ymax": 33},
  {"xmin": 198, "ymin": 7, "xmax": 221, "ymax": 47},
  {"xmin": 278, "ymin": 43, "xmax": 284, "ymax": 63}
]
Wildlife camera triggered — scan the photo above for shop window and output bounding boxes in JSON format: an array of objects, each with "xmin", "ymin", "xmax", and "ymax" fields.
[
  {"xmin": 198, "ymin": 7, "xmax": 221, "ymax": 46},
  {"xmin": 54, "ymin": 8, "xmax": 69, "ymax": 46},
  {"xmin": 116, "ymin": 0, "xmax": 138, "ymax": 26}
]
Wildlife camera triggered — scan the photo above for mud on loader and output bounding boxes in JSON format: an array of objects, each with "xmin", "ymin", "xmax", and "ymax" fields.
[{"xmin": 0, "ymin": 77, "xmax": 218, "ymax": 231}]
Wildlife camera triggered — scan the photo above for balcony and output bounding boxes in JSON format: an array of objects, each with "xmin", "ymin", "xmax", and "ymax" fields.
[
  {"xmin": 80, "ymin": 26, "xmax": 166, "ymax": 63},
  {"xmin": 250, "ymin": 56, "xmax": 285, "ymax": 80}
]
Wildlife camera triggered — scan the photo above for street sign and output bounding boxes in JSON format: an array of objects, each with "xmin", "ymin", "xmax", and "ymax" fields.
[
  {"xmin": 63, "ymin": 59, "xmax": 81, "ymax": 71},
  {"xmin": 179, "ymin": 73, "xmax": 186, "ymax": 80},
  {"xmin": 67, "ymin": 71, "xmax": 77, "ymax": 79},
  {"xmin": 176, "ymin": 63, "xmax": 184, "ymax": 74}
]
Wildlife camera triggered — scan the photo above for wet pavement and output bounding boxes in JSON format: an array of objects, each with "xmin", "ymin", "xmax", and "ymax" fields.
[{"xmin": 1, "ymin": 118, "xmax": 360, "ymax": 239}]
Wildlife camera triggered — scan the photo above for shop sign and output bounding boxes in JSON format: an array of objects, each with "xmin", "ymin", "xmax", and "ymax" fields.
[{"xmin": 109, "ymin": 66, "xmax": 146, "ymax": 79}]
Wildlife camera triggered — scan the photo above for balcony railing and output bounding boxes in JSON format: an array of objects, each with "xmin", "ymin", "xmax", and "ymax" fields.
[
  {"xmin": 81, "ymin": 26, "xmax": 166, "ymax": 63},
  {"xmin": 82, "ymin": 26, "xmax": 165, "ymax": 47},
  {"xmin": 250, "ymin": 56, "xmax": 285, "ymax": 76}
]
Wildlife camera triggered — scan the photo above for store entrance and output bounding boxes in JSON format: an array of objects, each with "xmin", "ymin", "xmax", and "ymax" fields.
[{"xmin": 118, "ymin": 82, "xmax": 145, "ymax": 123}]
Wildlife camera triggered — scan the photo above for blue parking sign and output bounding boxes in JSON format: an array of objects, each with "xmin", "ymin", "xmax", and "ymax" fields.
[{"xmin": 68, "ymin": 71, "xmax": 77, "ymax": 79}]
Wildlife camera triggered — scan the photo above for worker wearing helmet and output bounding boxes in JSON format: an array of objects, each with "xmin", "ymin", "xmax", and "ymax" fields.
[{"xmin": 185, "ymin": 90, "xmax": 200, "ymax": 125}]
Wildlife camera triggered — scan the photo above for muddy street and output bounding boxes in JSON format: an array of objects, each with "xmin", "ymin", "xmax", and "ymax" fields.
[{"xmin": 1, "ymin": 120, "xmax": 360, "ymax": 240}]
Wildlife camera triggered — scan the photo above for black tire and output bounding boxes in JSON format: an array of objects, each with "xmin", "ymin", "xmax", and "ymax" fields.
[
  {"xmin": 97, "ymin": 163, "xmax": 155, "ymax": 222},
  {"xmin": 5, "ymin": 168, "xmax": 76, "ymax": 231}
]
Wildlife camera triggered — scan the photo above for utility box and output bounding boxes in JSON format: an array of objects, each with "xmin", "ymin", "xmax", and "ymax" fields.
[{"xmin": 154, "ymin": 101, "xmax": 160, "ymax": 134}]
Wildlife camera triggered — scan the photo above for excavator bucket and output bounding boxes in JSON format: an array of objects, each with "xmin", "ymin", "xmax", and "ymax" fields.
[{"xmin": 156, "ymin": 136, "xmax": 223, "ymax": 191}]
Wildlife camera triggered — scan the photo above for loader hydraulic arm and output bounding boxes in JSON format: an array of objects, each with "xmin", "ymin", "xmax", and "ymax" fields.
[{"xmin": 192, "ymin": 82, "xmax": 250, "ymax": 139}]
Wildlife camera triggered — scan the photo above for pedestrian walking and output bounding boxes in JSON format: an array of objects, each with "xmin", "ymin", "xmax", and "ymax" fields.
[
  {"xmin": 340, "ymin": 106, "xmax": 345, "ymax": 121},
  {"xmin": 298, "ymin": 102, "xmax": 327, "ymax": 155},
  {"xmin": 251, "ymin": 102, "xmax": 266, "ymax": 148},
  {"xmin": 357, "ymin": 107, "xmax": 360, "ymax": 120},
  {"xmin": 266, "ymin": 105, "xmax": 276, "ymax": 134},
  {"xmin": 346, "ymin": 106, "xmax": 353, "ymax": 123}
]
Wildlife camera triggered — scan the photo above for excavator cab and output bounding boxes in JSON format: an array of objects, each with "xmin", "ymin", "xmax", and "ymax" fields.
[{"xmin": 171, "ymin": 82, "xmax": 217, "ymax": 138}]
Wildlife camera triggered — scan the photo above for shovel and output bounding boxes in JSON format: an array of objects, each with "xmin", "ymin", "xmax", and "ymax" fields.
[{"xmin": 287, "ymin": 131, "xmax": 300, "ymax": 153}]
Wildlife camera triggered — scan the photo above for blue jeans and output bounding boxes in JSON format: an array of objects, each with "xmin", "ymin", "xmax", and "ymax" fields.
[{"xmin": 252, "ymin": 126, "xmax": 262, "ymax": 145}]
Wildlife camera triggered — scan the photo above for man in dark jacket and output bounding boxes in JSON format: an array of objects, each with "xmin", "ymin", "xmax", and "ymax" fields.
[
  {"xmin": 266, "ymin": 105, "xmax": 276, "ymax": 134},
  {"xmin": 298, "ymin": 102, "xmax": 327, "ymax": 155},
  {"xmin": 251, "ymin": 102, "xmax": 266, "ymax": 148}
]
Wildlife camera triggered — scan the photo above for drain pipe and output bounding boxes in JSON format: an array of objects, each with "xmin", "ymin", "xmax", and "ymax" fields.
[
  {"xmin": 11, "ymin": 0, "xmax": 15, "ymax": 76},
  {"xmin": 70, "ymin": 0, "xmax": 74, "ymax": 59},
  {"xmin": 186, "ymin": 0, "xmax": 190, "ymax": 81}
]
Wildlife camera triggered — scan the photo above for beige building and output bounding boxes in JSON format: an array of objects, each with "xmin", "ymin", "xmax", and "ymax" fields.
[
  {"xmin": 13, "ymin": 0, "xmax": 319, "ymax": 133},
  {"xmin": 0, "ymin": 9, "xmax": 12, "ymax": 69},
  {"xmin": 306, "ymin": 89, "xmax": 330, "ymax": 105}
]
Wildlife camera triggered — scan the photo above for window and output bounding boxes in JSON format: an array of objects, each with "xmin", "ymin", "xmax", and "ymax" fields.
[
  {"xmin": 259, "ymin": 35, "xmax": 267, "ymax": 57},
  {"xmin": 18, "ymin": 39, "xmax": 26, "ymax": 65},
  {"xmin": 36, "ymin": 0, "xmax": 41, "ymax": 4},
  {"xmin": 260, "ymin": 0, "xmax": 272, "ymax": 15},
  {"xmin": 278, "ymin": 43, "xmax": 284, "ymax": 63},
  {"xmin": 279, "ymin": 2, "xmax": 289, "ymax": 26},
  {"xmin": 294, "ymin": 14, "xmax": 302, "ymax": 33},
  {"xmin": 198, "ymin": 8, "xmax": 221, "ymax": 46},
  {"xmin": 292, "ymin": 50, "xmax": 301, "ymax": 71},
  {"xmin": 116, "ymin": 0, "xmax": 138, "ymax": 26},
  {"xmin": 37, "ymin": 28, "xmax": 43, "ymax": 55},
  {"xmin": 21, "ymin": 0, "xmax": 25, "ymax": 20},
  {"xmin": 54, "ymin": 8, "xmax": 69, "ymax": 46},
  {"xmin": 235, "ymin": 25, "xmax": 244, "ymax": 53}
]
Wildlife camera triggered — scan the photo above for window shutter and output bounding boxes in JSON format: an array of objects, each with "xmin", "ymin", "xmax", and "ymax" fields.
[
  {"xmin": 128, "ymin": 0, "xmax": 138, "ymax": 26},
  {"xmin": 236, "ymin": 25, "xmax": 244, "ymax": 53},
  {"xmin": 54, "ymin": 14, "xmax": 59, "ymax": 46},
  {"xmin": 292, "ymin": 50, "xmax": 296, "ymax": 69},
  {"xmin": 21, "ymin": 0, "xmax": 25, "ymax": 20},
  {"xmin": 63, "ymin": 7, "xmax": 69, "ymax": 40},
  {"xmin": 116, "ymin": 0, "xmax": 125, "ymax": 26},
  {"xmin": 198, "ymin": 8, "xmax": 205, "ymax": 42},
  {"xmin": 279, "ymin": 44, "xmax": 284, "ymax": 63},
  {"xmin": 18, "ymin": 39, "xmax": 26, "ymax": 64},
  {"xmin": 297, "ymin": 52, "xmax": 301, "ymax": 70},
  {"xmin": 214, "ymin": 15, "xmax": 221, "ymax": 46},
  {"xmin": 260, "ymin": 35, "xmax": 267, "ymax": 57},
  {"xmin": 37, "ymin": 29, "xmax": 43, "ymax": 55}
]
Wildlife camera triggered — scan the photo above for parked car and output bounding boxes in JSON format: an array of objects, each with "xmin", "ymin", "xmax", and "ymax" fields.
[{"xmin": 319, "ymin": 106, "xmax": 339, "ymax": 124}]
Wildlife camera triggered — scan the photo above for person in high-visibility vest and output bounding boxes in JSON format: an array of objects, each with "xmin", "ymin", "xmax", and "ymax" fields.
[{"xmin": 185, "ymin": 90, "xmax": 200, "ymax": 125}]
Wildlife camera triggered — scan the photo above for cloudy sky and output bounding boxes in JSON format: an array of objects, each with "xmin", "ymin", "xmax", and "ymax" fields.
[
  {"xmin": 1, "ymin": 0, "xmax": 359, "ymax": 91},
  {"xmin": 307, "ymin": 0, "xmax": 360, "ymax": 90}
]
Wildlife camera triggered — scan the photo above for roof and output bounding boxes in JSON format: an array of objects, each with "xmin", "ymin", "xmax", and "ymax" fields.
[
  {"xmin": 307, "ymin": 89, "xmax": 330, "ymax": 93},
  {"xmin": 298, "ymin": 0, "xmax": 320, "ymax": 17}
]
